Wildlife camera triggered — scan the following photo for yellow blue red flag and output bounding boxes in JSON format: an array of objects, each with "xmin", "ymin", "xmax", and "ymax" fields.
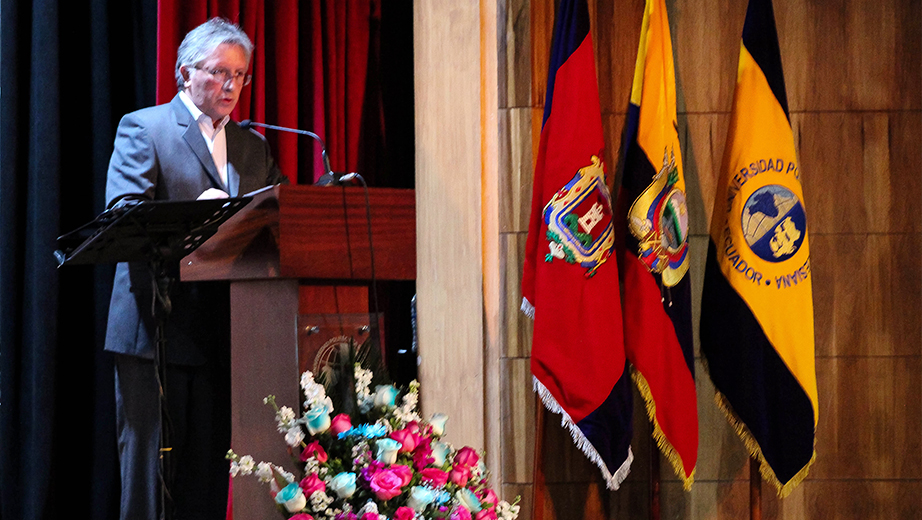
[
  {"xmin": 616, "ymin": 0, "xmax": 697, "ymax": 489},
  {"xmin": 700, "ymin": 0, "xmax": 818, "ymax": 497},
  {"xmin": 521, "ymin": 0, "xmax": 633, "ymax": 489}
]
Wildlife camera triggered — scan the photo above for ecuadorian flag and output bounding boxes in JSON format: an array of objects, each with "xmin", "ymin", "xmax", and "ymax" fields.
[
  {"xmin": 521, "ymin": 0, "xmax": 633, "ymax": 489},
  {"xmin": 700, "ymin": 0, "xmax": 818, "ymax": 497},
  {"xmin": 616, "ymin": 0, "xmax": 697, "ymax": 488}
]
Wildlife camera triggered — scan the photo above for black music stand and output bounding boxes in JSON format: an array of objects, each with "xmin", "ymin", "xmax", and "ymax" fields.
[{"xmin": 55, "ymin": 197, "xmax": 251, "ymax": 520}]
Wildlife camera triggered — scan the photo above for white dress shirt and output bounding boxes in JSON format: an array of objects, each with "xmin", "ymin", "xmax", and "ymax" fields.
[{"xmin": 178, "ymin": 90, "xmax": 230, "ymax": 188}]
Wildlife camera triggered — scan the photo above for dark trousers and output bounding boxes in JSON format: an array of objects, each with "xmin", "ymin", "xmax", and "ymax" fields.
[{"xmin": 115, "ymin": 353, "xmax": 230, "ymax": 520}]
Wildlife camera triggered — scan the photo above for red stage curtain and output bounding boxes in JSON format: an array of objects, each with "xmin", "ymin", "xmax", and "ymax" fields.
[{"xmin": 156, "ymin": 0, "xmax": 381, "ymax": 184}]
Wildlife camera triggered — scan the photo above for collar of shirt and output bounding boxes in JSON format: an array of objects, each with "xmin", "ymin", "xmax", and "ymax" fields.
[{"xmin": 178, "ymin": 90, "xmax": 230, "ymax": 140}]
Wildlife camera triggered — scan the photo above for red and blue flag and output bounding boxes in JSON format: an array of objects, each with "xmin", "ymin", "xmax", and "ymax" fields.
[{"xmin": 522, "ymin": 0, "xmax": 633, "ymax": 489}]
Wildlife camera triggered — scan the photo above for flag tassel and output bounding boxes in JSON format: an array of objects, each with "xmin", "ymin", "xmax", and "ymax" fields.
[
  {"xmin": 712, "ymin": 389, "xmax": 816, "ymax": 498},
  {"xmin": 520, "ymin": 297, "xmax": 535, "ymax": 320},
  {"xmin": 631, "ymin": 370, "xmax": 694, "ymax": 490},
  {"xmin": 533, "ymin": 377, "xmax": 633, "ymax": 490}
]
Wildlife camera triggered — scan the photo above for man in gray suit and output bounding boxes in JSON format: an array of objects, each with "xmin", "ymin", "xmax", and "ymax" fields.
[{"xmin": 105, "ymin": 18, "xmax": 285, "ymax": 520}]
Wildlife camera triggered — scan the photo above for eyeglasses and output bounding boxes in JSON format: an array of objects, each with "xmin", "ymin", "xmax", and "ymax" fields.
[{"xmin": 191, "ymin": 65, "xmax": 252, "ymax": 86}]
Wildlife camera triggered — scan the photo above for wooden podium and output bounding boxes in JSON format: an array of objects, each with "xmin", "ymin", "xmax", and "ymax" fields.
[{"xmin": 180, "ymin": 184, "xmax": 416, "ymax": 519}]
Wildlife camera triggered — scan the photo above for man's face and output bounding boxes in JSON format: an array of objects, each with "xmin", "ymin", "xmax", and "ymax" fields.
[
  {"xmin": 181, "ymin": 43, "xmax": 249, "ymax": 122},
  {"xmin": 770, "ymin": 216, "xmax": 801, "ymax": 257}
]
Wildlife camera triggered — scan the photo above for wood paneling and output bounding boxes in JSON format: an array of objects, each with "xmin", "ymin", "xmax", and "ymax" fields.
[
  {"xmin": 764, "ymin": 480, "xmax": 922, "ymax": 520},
  {"xmin": 779, "ymin": 0, "xmax": 922, "ymax": 112},
  {"xmin": 502, "ymin": 358, "xmax": 536, "ymax": 482},
  {"xmin": 500, "ymin": 0, "xmax": 533, "ymax": 108},
  {"xmin": 499, "ymin": 108, "xmax": 539, "ymax": 233},
  {"xmin": 797, "ymin": 112, "xmax": 922, "ymax": 235},
  {"xmin": 593, "ymin": 0, "xmax": 644, "ymax": 115},
  {"xmin": 501, "ymin": 233, "xmax": 533, "ymax": 359},
  {"xmin": 813, "ymin": 355, "xmax": 922, "ymax": 480},
  {"xmin": 812, "ymin": 233, "xmax": 921, "ymax": 357}
]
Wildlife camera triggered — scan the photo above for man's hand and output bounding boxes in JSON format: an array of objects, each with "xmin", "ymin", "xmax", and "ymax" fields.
[{"xmin": 197, "ymin": 188, "xmax": 229, "ymax": 200}]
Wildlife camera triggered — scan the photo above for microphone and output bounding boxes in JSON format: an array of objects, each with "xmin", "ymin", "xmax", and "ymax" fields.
[{"xmin": 240, "ymin": 119, "xmax": 355, "ymax": 186}]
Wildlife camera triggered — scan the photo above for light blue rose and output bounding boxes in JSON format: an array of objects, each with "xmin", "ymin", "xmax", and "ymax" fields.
[
  {"xmin": 455, "ymin": 487, "xmax": 482, "ymax": 513},
  {"xmin": 305, "ymin": 404, "xmax": 332, "ymax": 435},
  {"xmin": 329, "ymin": 472, "xmax": 357, "ymax": 499},
  {"xmin": 428, "ymin": 413, "xmax": 448, "ymax": 436},
  {"xmin": 274, "ymin": 482, "xmax": 307, "ymax": 513},
  {"xmin": 373, "ymin": 385, "xmax": 399, "ymax": 408},
  {"xmin": 407, "ymin": 486, "xmax": 438, "ymax": 512},
  {"xmin": 375, "ymin": 438, "xmax": 402, "ymax": 464},
  {"xmin": 431, "ymin": 441, "xmax": 450, "ymax": 467}
]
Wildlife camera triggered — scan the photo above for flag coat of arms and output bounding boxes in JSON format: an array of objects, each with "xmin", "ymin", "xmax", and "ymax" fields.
[
  {"xmin": 700, "ymin": 0, "xmax": 818, "ymax": 497},
  {"xmin": 521, "ymin": 0, "xmax": 633, "ymax": 489},
  {"xmin": 616, "ymin": 0, "xmax": 697, "ymax": 488}
]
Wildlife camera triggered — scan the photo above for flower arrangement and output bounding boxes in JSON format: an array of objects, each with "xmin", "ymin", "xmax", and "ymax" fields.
[{"xmin": 226, "ymin": 347, "xmax": 519, "ymax": 520}]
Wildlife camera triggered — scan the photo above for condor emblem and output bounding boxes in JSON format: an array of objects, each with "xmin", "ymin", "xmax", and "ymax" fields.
[
  {"xmin": 627, "ymin": 148, "xmax": 689, "ymax": 287},
  {"xmin": 543, "ymin": 155, "xmax": 615, "ymax": 278}
]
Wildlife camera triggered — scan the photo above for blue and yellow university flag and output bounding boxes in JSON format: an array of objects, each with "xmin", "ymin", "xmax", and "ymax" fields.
[
  {"xmin": 522, "ymin": 0, "xmax": 633, "ymax": 489},
  {"xmin": 699, "ymin": 0, "xmax": 818, "ymax": 497},
  {"xmin": 616, "ymin": 0, "xmax": 697, "ymax": 488}
]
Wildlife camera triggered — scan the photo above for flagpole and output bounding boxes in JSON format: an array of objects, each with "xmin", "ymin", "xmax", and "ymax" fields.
[
  {"xmin": 649, "ymin": 422, "xmax": 660, "ymax": 520},
  {"xmin": 532, "ymin": 402, "xmax": 547, "ymax": 520},
  {"xmin": 750, "ymin": 455, "xmax": 762, "ymax": 520}
]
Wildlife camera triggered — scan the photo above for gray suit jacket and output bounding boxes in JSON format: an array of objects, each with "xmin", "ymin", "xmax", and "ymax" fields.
[{"xmin": 104, "ymin": 94, "xmax": 284, "ymax": 364}]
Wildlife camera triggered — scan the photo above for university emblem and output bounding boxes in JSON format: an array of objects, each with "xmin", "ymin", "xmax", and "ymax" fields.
[
  {"xmin": 741, "ymin": 184, "xmax": 807, "ymax": 263},
  {"xmin": 627, "ymin": 148, "xmax": 689, "ymax": 287},
  {"xmin": 543, "ymin": 155, "xmax": 615, "ymax": 278}
]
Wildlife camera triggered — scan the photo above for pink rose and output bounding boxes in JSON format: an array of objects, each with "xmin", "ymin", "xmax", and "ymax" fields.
[
  {"xmin": 290, "ymin": 515, "xmax": 315, "ymax": 520},
  {"xmin": 394, "ymin": 506, "xmax": 415, "ymax": 520},
  {"xmin": 390, "ymin": 464, "xmax": 413, "ymax": 487},
  {"xmin": 449, "ymin": 465, "xmax": 471, "ymax": 487},
  {"xmin": 450, "ymin": 506, "xmax": 472, "ymax": 520},
  {"xmin": 390, "ymin": 428, "xmax": 421, "ymax": 453},
  {"xmin": 406, "ymin": 421, "xmax": 421, "ymax": 434},
  {"xmin": 413, "ymin": 439, "xmax": 434, "ymax": 470},
  {"xmin": 300, "ymin": 440, "xmax": 328, "ymax": 463},
  {"xmin": 454, "ymin": 447, "xmax": 479, "ymax": 468},
  {"xmin": 479, "ymin": 488, "xmax": 498, "ymax": 509},
  {"xmin": 419, "ymin": 467, "xmax": 449, "ymax": 488},
  {"xmin": 370, "ymin": 469, "xmax": 405, "ymax": 500},
  {"xmin": 299, "ymin": 473, "xmax": 326, "ymax": 496},
  {"xmin": 475, "ymin": 509, "xmax": 498, "ymax": 520},
  {"xmin": 331, "ymin": 413, "xmax": 353, "ymax": 435},
  {"xmin": 361, "ymin": 513, "xmax": 379, "ymax": 520}
]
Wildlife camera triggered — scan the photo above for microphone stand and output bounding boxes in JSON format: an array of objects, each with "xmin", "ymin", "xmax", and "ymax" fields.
[{"xmin": 239, "ymin": 120, "xmax": 337, "ymax": 184}]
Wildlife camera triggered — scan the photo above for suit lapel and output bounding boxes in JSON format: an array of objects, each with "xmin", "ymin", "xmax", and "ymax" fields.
[
  {"xmin": 225, "ymin": 124, "xmax": 242, "ymax": 197},
  {"xmin": 171, "ymin": 95, "xmax": 226, "ymax": 192}
]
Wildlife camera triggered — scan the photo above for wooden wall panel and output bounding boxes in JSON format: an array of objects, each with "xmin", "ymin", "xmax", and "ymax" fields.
[
  {"xmin": 499, "ymin": 108, "xmax": 539, "ymax": 233},
  {"xmin": 763, "ymin": 481, "xmax": 922, "ymax": 520},
  {"xmin": 501, "ymin": 233, "xmax": 532, "ymax": 358},
  {"xmin": 502, "ymin": 358, "xmax": 536, "ymax": 483},
  {"xmin": 660, "ymin": 481, "xmax": 751, "ymax": 520},
  {"xmin": 797, "ymin": 112, "xmax": 922, "ymax": 235},
  {"xmin": 778, "ymin": 0, "xmax": 922, "ymax": 112},
  {"xmin": 813, "ymin": 355, "xmax": 922, "ymax": 479},
  {"xmin": 671, "ymin": 0, "xmax": 746, "ymax": 113},
  {"xmin": 500, "ymin": 0, "xmax": 534, "ymax": 108},
  {"xmin": 593, "ymin": 0, "xmax": 644, "ymax": 115},
  {"xmin": 812, "ymin": 234, "xmax": 922, "ymax": 357}
]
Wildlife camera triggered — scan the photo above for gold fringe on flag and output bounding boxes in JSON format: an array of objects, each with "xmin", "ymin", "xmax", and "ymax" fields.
[{"xmin": 631, "ymin": 369, "xmax": 694, "ymax": 490}]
